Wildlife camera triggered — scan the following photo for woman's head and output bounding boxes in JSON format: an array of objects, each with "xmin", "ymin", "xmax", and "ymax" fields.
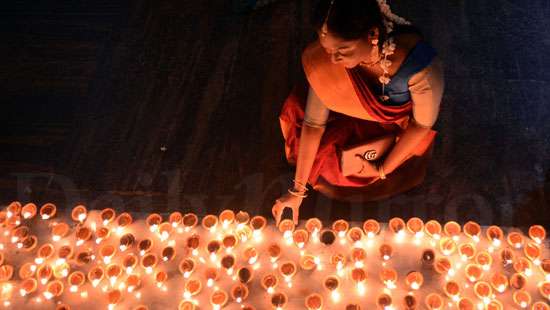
[{"xmin": 313, "ymin": 0, "xmax": 386, "ymax": 68}]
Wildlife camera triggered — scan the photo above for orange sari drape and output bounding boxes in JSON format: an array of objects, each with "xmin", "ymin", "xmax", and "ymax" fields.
[{"xmin": 279, "ymin": 41, "xmax": 436, "ymax": 201}]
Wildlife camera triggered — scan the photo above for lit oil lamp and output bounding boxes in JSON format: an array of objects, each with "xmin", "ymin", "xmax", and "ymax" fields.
[
  {"xmin": 11, "ymin": 225, "xmax": 29, "ymax": 244},
  {"xmin": 463, "ymin": 221, "xmax": 481, "ymax": 242},
  {"xmin": 161, "ymin": 246, "xmax": 175, "ymax": 262},
  {"xmin": 261, "ymin": 273, "xmax": 278, "ymax": 294},
  {"xmin": 115, "ymin": 212, "xmax": 133, "ymax": 235},
  {"xmin": 155, "ymin": 270, "xmax": 168, "ymax": 290},
  {"xmin": 219, "ymin": 209, "xmax": 235, "ymax": 229},
  {"xmin": 524, "ymin": 242, "xmax": 542, "ymax": 265},
  {"xmin": 475, "ymin": 251, "xmax": 493, "ymax": 271},
  {"xmin": 292, "ymin": 229, "xmax": 309, "ymax": 249},
  {"xmin": 473, "ymin": 281, "xmax": 492, "ymax": 303},
  {"xmin": 377, "ymin": 293, "xmax": 392, "ymax": 309},
  {"xmin": 19, "ymin": 278, "xmax": 37, "ymax": 296},
  {"xmin": 100, "ymin": 208, "xmax": 116, "ymax": 226},
  {"xmin": 19, "ymin": 234, "xmax": 37, "ymax": 252},
  {"xmin": 541, "ymin": 259, "xmax": 550, "ymax": 281},
  {"xmin": 532, "ymin": 301, "xmax": 550, "ymax": 310},
  {"xmin": 444, "ymin": 280, "xmax": 461, "ymax": 301},
  {"xmin": 57, "ymin": 245, "xmax": 73, "ymax": 263},
  {"xmin": 204, "ymin": 267, "xmax": 219, "ymax": 287},
  {"xmin": 122, "ymin": 254, "xmax": 138, "ymax": 274},
  {"xmin": 68, "ymin": 271, "xmax": 85, "ymax": 293},
  {"xmin": 230, "ymin": 283, "xmax": 248, "ymax": 303},
  {"xmin": 379, "ymin": 267, "xmax": 398, "ymax": 289},
  {"xmin": 347, "ymin": 227, "xmax": 364, "ymax": 246},
  {"xmin": 279, "ymin": 261, "xmax": 297, "ymax": 287},
  {"xmin": 332, "ymin": 219, "xmax": 349, "ymax": 242},
  {"xmin": 433, "ymin": 257, "xmax": 452, "ymax": 275},
  {"xmin": 222, "ymin": 234, "xmax": 237, "ymax": 253},
  {"xmin": 270, "ymin": 292, "xmax": 287, "ymax": 309},
  {"xmin": 538, "ymin": 281, "xmax": 550, "ymax": 300},
  {"xmin": 305, "ymin": 293, "xmax": 323, "ymax": 310},
  {"xmin": 320, "ymin": 229, "xmax": 336, "ymax": 246},
  {"xmin": 178, "ymin": 300, "xmax": 196, "ymax": 310},
  {"xmin": 379, "ymin": 244, "xmax": 393, "ymax": 261},
  {"xmin": 424, "ymin": 220, "xmax": 442, "ymax": 240},
  {"xmin": 186, "ymin": 234, "xmax": 200, "ymax": 256},
  {"xmin": 75, "ymin": 225, "xmax": 92, "ymax": 246},
  {"xmin": 52, "ymin": 261, "xmax": 70, "ymax": 278},
  {"xmin": 207, "ymin": 240, "xmax": 222, "ymax": 262},
  {"xmin": 403, "ymin": 294, "xmax": 417, "ymax": 310},
  {"xmin": 169, "ymin": 211, "xmax": 183, "ymax": 228},
  {"xmin": 323, "ymin": 275, "xmax": 341, "ymax": 303},
  {"xmin": 300, "ymin": 254, "xmax": 317, "ymax": 271},
  {"xmin": 405, "ymin": 271, "xmax": 424, "ymax": 290},
  {"xmin": 202, "ymin": 214, "xmax": 218, "ymax": 233},
  {"xmin": 146, "ymin": 213, "xmax": 163, "ymax": 232},
  {"xmin": 458, "ymin": 243, "xmax": 476, "ymax": 261},
  {"xmin": 99, "ymin": 244, "xmax": 117, "ymax": 265},
  {"xmin": 486, "ymin": 225, "xmax": 504, "ymax": 247},
  {"xmin": 513, "ymin": 290, "xmax": 532, "ymax": 308},
  {"xmin": 119, "ymin": 233, "xmax": 135, "ymax": 252},
  {"xmin": 106, "ymin": 264, "xmax": 123, "ymax": 286},
  {"xmin": 330, "ymin": 253, "xmax": 346, "ymax": 275},
  {"xmin": 250, "ymin": 216, "xmax": 267, "ymax": 241},
  {"xmin": 21, "ymin": 203, "xmax": 37, "ymax": 220},
  {"xmin": 75, "ymin": 249, "xmax": 93, "ymax": 266},
  {"xmin": 138, "ymin": 238, "xmax": 153, "ymax": 256},
  {"xmin": 528, "ymin": 225, "xmax": 546, "ymax": 245},
  {"xmin": 96, "ymin": 227, "xmax": 111, "ymax": 245},
  {"xmin": 457, "ymin": 297, "xmax": 475, "ymax": 310},
  {"xmin": 220, "ymin": 254, "xmax": 235, "ymax": 275},
  {"xmin": 71, "ymin": 205, "xmax": 87, "ymax": 223},
  {"xmin": 350, "ymin": 268, "xmax": 367, "ymax": 295},
  {"xmin": 35, "ymin": 243, "xmax": 55, "ymax": 264},
  {"xmin": 126, "ymin": 274, "xmax": 141, "ymax": 292},
  {"xmin": 510, "ymin": 273, "xmax": 527, "ymax": 290},
  {"xmin": 389, "ymin": 217, "xmax": 406, "ymax": 241},
  {"xmin": 279, "ymin": 219, "xmax": 295, "ymax": 244},
  {"xmin": 421, "ymin": 249, "xmax": 436, "ymax": 269},
  {"xmin": 210, "ymin": 289, "xmax": 229, "ymax": 310},
  {"xmin": 507, "ymin": 231, "xmax": 524, "ymax": 249},
  {"xmin": 362, "ymin": 219, "xmax": 381, "ymax": 238},
  {"xmin": 18, "ymin": 262, "xmax": 36, "ymax": 279},
  {"xmin": 179, "ymin": 258, "xmax": 196, "ymax": 278},
  {"xmin": 486, "ymin": 299, "xmax": 503, "ymax": 310},
  {"xmin": 243, "ymin": 246, "xmax": 258, "ymax": 265},
  {"xmin": 406, "ymin": 217, "xmax": 425, "ymax": 241},
  {"xmin": 443, "ymin": 221, "xmax": 461, "ymax": 241},
  {"xmin": 140, "ymin": 253, "xmax": 158, "ymax": 274},
  {"xmin": 39, "ymin": 203, "xmax": 57, "ymax": 220},
  {"xmin": 182, "ymin": 213, "xmax": 198, "ymax": 232},
  {"xmin": 306, "ymin": 218, "xmax": 323, "ymax": 242},
  {"xmin": 464, "ymin": 264, "xmax": 483, "ymax": 282},
  {"xmin": 238, "ymin": 266, "xmax": 253, "ymax": 284},
  {"xmin": 44, "ymin": 280, "xmax": 63, "ymax": 300},
  {"xmin": 235, "ymin": 211, "xmax": 250, "ymax": 226},
  {"xmin": 268, "ymin": 244, "xmax": 282, "ymax": 266},
  {"xmin": 6, "ymin": 201, "xmax": 21, "ymax": 218},
  {"xmin": 514, "ymin": 257, "xmax": 533, "ymax": 276},
  {"xmin": 351, "ymin": 248, "xmax": 367, "ymax": 269},
  {"xmin": 439, "ymin": 237, "xmax": 456, "ymax": 256},
  {"xmin": 499, "ymin": 247, "xmax": 514, "ymax": 266},
  {"xmin": 87, "ymin": 266, "xmax": 104, "ymax": 287},
  {"xmin": 0, "ymin": 265, "xmax": 14, "ymax": 282},
  {"xmin": 490, "ymin": 272, "xmax": 508, "ymax": 293},
  {"xmin": 107, "ymin": 289, "xmax": 122, "ymax": 309},
  {"xmin": 50, "ymin": 222, "xmax": 69, "ymax": 243},
  {"xmin": 235, "ymin": 225, "xmax": 252, "ymax": 243}
]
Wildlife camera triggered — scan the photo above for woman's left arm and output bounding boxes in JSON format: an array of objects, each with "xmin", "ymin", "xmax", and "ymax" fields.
[{"xmin": 381, "ymin": 57, "xmax": 445, "ymax": 175}]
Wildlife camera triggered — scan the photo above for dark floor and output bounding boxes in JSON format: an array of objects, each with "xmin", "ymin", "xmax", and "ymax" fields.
[{"xmin": 1, "ymin": 1, "xmax": 549, "ymax": 228}]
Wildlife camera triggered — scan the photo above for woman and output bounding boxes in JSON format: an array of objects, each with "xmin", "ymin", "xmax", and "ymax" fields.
[{"xmin": 272, "ymin": 0, "xmax": 445, "ymax": 225}]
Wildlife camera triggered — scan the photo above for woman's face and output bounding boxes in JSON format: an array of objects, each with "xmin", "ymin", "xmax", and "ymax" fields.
[{"xmin": 318, "ymin": 30, "xmax": 374, "ymax": 68}]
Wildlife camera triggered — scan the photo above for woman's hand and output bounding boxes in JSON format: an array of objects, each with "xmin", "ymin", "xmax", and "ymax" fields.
[{"xmin": 272, "ymin": 192, "xmax": 304, "ymax": 226}]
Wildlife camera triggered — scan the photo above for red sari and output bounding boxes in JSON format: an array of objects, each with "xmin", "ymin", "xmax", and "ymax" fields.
[{"xmin": 279, "ymin": 41, "xmax": 437, "ymax": 202}]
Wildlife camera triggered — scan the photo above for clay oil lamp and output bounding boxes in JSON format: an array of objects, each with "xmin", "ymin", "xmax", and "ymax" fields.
[
  {"xmin": 122, "ymin": 253, "xmax": 138, "ymax": 274},
  {"xmin": 19, "ymin": 278, "xmax": 37, "ymax": 297},
  {"xmin": 169, "ymin": 211, "xmax": 183, "ymax": 228},
  {"xmin": 36, "ymin": 264, "xmax": 53, "ymax": 285},
  {"xmin": 347, "ymin": 227, "xmax": 364, "ymax": 246},
  {"xmin": 305, "ymin": 293, "xmax": 323, "ymax": 310},
  {"xmin": 389, "ymin": 217, "xmax": 406, "ymax": 241},
  {"xmin": 230, "ymin": 283, "xmax": 249, "ymax": 303},
  {"xmin": 306, "ymin": 218, "xmax": 323, "ymax": 242},
  {"xmin": 140, "ymin": 253, "xmax": 158, "ymax": 274},
  {"xmin": 279, "ymin": 219, "xmax": 295, "ymax": 244},
  {"xmin": 439, "ymin": 237, "xmax": 457, "ymax": 256},
  {"xmin": 146, "ymin": 213, "xmax": 162, "ymax": 233},
  {"xmin": 510, "ymin": 273, "xmax": 527, "ymax": 290},
  {"xmin": 126, "ymin": 274, "xmax": 141, "ymax": 293},
  {"xmin": 403, "ymin": 294, "xmax": 417, "ymax": 310},
  {"xmin": 106, "ymin": 289, "xmax": 122, "ymax": 309},
  {"xmin": 350, "ymin": 268, "xmax": 367, "ymax": 295},
  {"xmin": 421, "ymin": 249, "xmax": 436, "ymax": 269},
  {"xmin": 219, "ymin": 209, "xmax": 235, "ymax": 229},
  {"xmin": 299, "ymin": 254, "xmax": 317, "ymax": 271},
  {"xmin": 138, "ymin": 238, "xmax": 153, "ymax": 256},
  {"xmin": 443, "ymin": 221, "xmax": 461, "ymax": 242},
  {"xmin": 270, "ymin": 292, "xmax": 287, "ymax": 309},
  {"xmin": 433, "ymin": 257, "xmax": 452, "ymax": 276},
  {"xmin": 75, "ymin": 226, "xmax": 92, "ymax": 247},
  {"xmin": 11, "ymin": 225, "xmax": 29, "ymax": 245},
  {"xmin": 330, "ymin": 253, "xmax": 346, "ymax": 274},
  {"xmin": 499, "ymin": 247, "xmax": 514, "ymax": 266},
  {"xmin": 6, "ymin": 201, "xmax": 21, "ymax": 218},
  {"xmin": 0, "ymin": 265, "xmax": 14, "ymax": 282},
  {"xmin": 528, "ymin": 225, "xmax": 546, "ymax": 245},
  {"xmin": 75, "ymin": 249, "xmax": 93, "ymax": 266},
  {"xmin": 179, "ymin": 258, "xmax": 196, "ymax": 278},
  {"xmin": 292, "ymin": 229, "xmax": 309, "ymax": 250},
  {"xmin": 406, "ymin": 217, "xmax": 425, "ymax": 243},
  {"xmin": 320, "ymin": 229, "xmax": 336, "ymax": 246},
  {"xmin": 35, "ymin": 243, "xmax": 55, "ymax": 264},
  {"xmin": 182, "ymin": 213, "xmax": 198, "ymax": 232},
  {"xmin": 424, "ymin": 293, "xmax": 443, "ymax": 310},
  {"xmin": 444, "ymin": 280, "xmax": 461, "ymax": 301},
  {"xmin": 332, "ymin": 219, "xmax": 349, "ymax": 243},
  {"xmin": 362, "ymin": 219, "xmax": 381, "ymax": 239},
  {"xmin": 44, "ymin": 280, "xmax": 64, "ymax": 300},
  {"xmin": 323, "ymin": 275, "xmax": 341, "ymax": 302},
  {"xmin": 68, "ymin": 271, "xmax": 85, "ymax": 293},
  {"xmin": 475, "ymin": 251, "xmax": 493, "ymax": 271},
  {"xmin": 222, "ymin": 234, "xmax": 237, "ymax": 253},
  {"xmin": 220, "ymin": 254, "xmax": 236, "ymax": 275},
  {"xmin": 238, "ymin": 266, "xmax": 253, "ymax": 284},
  {"xmin": 524, "ymin": 242, "xmax": 542, "ymax": 265},
  {"xmin": 204, "ymin": 267, "xmax": 219, "ymax": 287},
  {"xmin": 542, "ymin": 259, "xmax": 550, "ymax": 281},
  {"xmin": 53, "ymin": 261, "xmax": 70, "ymax": 278},
  {"xmin": 464, "ymin": 264, "xmax": 483, "ymax": 283},
  {"xmin": 95, "ymin": 227, "xmax": 111, "ymax": 245},
  {"xmin": 161, "ymin": 246, "xmax": 175, "ymax": 262},
  {"xmin": 463, "ymin": 221, "xmax": 481, "ymax": 243},
  {"xmin": 405, "ymin": 271, "xmax": 424, "ymax": 290},
  {"xmin": 458, "ymin": 243, "xmax": 476, "ymax": 261},
  {"xmin": 100, "ymin": 208, "xmax": 116, "ymax": 226},
  {"xmin": 158, "ymin": 222, "xmax": 172, "ymax": 241},
  {"xmin": 19, "ymin": 234, "xmax": 37, "ymax": 252},
  {"xmin": 235, "ymin": 211, "xmax": 250, "ymax": 227},
  {"xmin": 119, "ymin": 233, "xmax": 135, "ymax": 252},
  {"xmin": 18, "ymin": 262, "xmax": 37, "ymax": 279},
  {"xmin": 486, "ymin": 225, "xmax": 504, "ymax": 247},
  {"xmin": 210, "ymin": 289, "xmax": 229, "ymax": 310},
  {"xmin": 507, "ymin": 231, "xmax": 525, "ymax": 249},
  {"xmin": 106, "ymin": 263, "xmax": 123, "ymax": 286},
  {"xmin": 235, "ymin": 225, "xmax": 252, "ymax": 243},
  {"xmin": 186, "ymin": 234, "xmax": 200, "ymax": 256},
  {"xmin": 473, "ymin": 281, "xmax": 492, "ymax": 304},
  {"xmin": 155, "ymin": 270, "xmax": 168, "ymax": 290},
  {"xmin": 486, "ymin": 300, "xmax": 504, "ymax": 310},
  {"xmin": 532, "ymin": 302, "xmax": 550, "ymax": 310},
  {"xmin": 243, "ymin": 246, "xmax": 259, "ymax": 266},
  {"xmin": 457, "ymin": 297, "xmax": 475, "ymax": 310},
  {"xmin": 71, "ymin": 205, "xmax": 87, "ymax": 223},
  {"xmin": 114, "ymin": 212, "xmax": 133, "ymax": 235},
  {"xmin": 87, "ymin": 266, "xmax": 104, "ymax": 287},
  {"xmin": 424, "ymin": 220, "xmax": 442, "ymax": 241},
  {"xmin": 250, "ymin": 215, "xmax": 267, "ymax": 241},
  {"xmin": 39, "ymin": 203, "xmax": 57, "ymax": 220},
  {"xmin": 279, "ymin": 261, "xmax": 297, "ymax": 287},
  {"xmin": 21, "ymin": 203, "xmax": 37, "ymax": 220},
  {"xmin": 345, "ymin": 304, "xmax": 361, "ymax": 310},
  {"xmin": 513, "ymin": 290, "xmax": 532, "ymax": 308},
  {"xmin": 377, "ymin": 293, "xmax": 392, "ymax": 309},
  {"xmin": 514, "ymin": 257, "xmax": 533, "ymax": 277},
  {"xmin": 261, "ymin": 273, "xmax": 278, "ymax": 294},
  {"xmin": 178, "ymin": 300, "xmax": 196, "ymax": 310},
  {"xmin": 202, "ymin": 214, "xmax": 218, "ymax": 234},
  {"xmin": 351, "ymin": 248, "xmax": 367, "ymax": 269},
  {"xmin": 538, "ymin": 281, "xmax": 550, "ymax": 300},
  {"xmin": 379, "ymin": 243, "xmax": 393, "ymax": 261},
  {"xmin": 490, "ymin": 272, "xmax": 508, "ymax": 293},
  {"xmin": 268, "ymin": 244, "xmax": 282, "ymax": 266},
  {"xmin": 380, "ymin": 267, "xmax": 398, "ymax": 289}
]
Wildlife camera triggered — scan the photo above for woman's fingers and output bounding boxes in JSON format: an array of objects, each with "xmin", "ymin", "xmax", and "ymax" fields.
[
  {"xmin": 291, "ymin": 205, "xmax": 299, "ymax": 225},
  {"xmin": 272, "ymin": 200, "xmax": 284, "ymax": 226}
]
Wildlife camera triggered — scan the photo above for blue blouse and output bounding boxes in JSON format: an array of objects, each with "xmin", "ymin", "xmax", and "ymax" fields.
[{"xmin": 381, "ymin": 41, "xmax": 437, "ymax": 106}]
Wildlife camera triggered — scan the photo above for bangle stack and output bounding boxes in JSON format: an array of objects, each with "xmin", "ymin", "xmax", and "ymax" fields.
[{"xmin": 288, "ymin": 179, "xmax": 309, "ymax": 198}]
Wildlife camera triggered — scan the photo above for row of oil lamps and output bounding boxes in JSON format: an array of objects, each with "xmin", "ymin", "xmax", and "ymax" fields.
[{"xmin": 0, "ymin": 201, "xmax": 548, "ymax": 310}]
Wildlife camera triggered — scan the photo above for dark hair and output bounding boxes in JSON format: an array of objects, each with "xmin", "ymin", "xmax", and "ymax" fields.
[{"xmin": 312, "ymin": 0, "xmax": 420, "ymax": 42}]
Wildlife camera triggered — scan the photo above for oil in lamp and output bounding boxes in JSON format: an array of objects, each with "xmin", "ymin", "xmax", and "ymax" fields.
[
  {"xmin": 68, "ymin": 271, "xmax": 85, "ymax": 293},
  {"xmin": 473, "ymin": 281, "xmax": 492, "ymax": 303},
  {"xmin": 230, "ymin": 283, "xmax": 248, "ymax": 303},
  {"xmin": 100, "ymin": 208, "xmax": 116, "ymax": 226},
  {"xmin": 319, "ymin": 229, "xmax": 336, "ymax": 246},
  {"xmin": 475, "ymin": 251, "xmax": 493, "ymax": 271},
  {"xmin": 490, "ymin": 271, "xmax": 508, "ymax": 293},
  {"xmin": 458, "ymin": 243, "xmax": 476, "ymax": 261},
  {"xmin": 146, "ymin": 213, "xmax": 162, "ymax": 232},
  {"xmin": 182, "ymin": 213, "xmax": 198, "ymax": 232},
  {"xmin": 405, "ymin": 271, "xmax": 424, "ymax": 290},
  {"xmin": 202, "ymin": 214, "xmax": 218, "ymax": 233},
  {"xmin": 220, "ymin": 254, "xmax": 235, "ymax": 275},
  {"xmin": 238, "ymin": 266, "xmax": 253, "ymax": 284},
  {"xmin": 126, "ymin": 274, "xmax": 141, "ymax": 293},
  {"xmin": 19, "ymin": 278, "xmax": 37, "ymax": 296},
  {"xmin": 351, "ymin": 248, "xmax": 367, "ymax": 269},
  {"xmin": 71, "ymin": 205, "xmax": 87, "ymax": 223},
  {"xmin": 21, "ymin": 203, "xmax": 37, "ymax": 219},
  {"xmin": 204, "ymin": 267, "xmax": 219, "ymax": 287},
  {"xmin": 362, "ymin": 219, "xmax": 381, "ymax": 238},
  {"xmin": 140, "ymin": 253, "xmax": 158, "ymax": 274},
  {"xmin": 464, "ymin": 264, "xmax": 483, "ymax": 282},
  {"xmin": 463, "ymin": 221, "xmax": 481, "ymax": 242},
  {"xmin": 219, "ymin": 209, "xmax": 235, "ymax": 229},
  {"xmin": 122, "ymin": 253, "xmax": 138, "ymax": 274},
  {"xmin": 250, "ymin": 216, "xmax": 267, "ymax": 241},
  {"xmin": 323, "ymin": 275, "xmax": 341, "ymax": 302},
  {"xmin": 513, "ymin": 290, "xmax": 532, "ymax": 308},
  {"xmin": 457, "ymin": 297, "xmax": 475, "ymax": 310},
  {"xmin": 270, "ymin": 292, "xmax": 287, "ymax": 310},
  {"xmin": 39, "ymin": 203, "xmax": 57, "ymax": 220},
  {"xmin": 406, "ymin": 217, "xmax": 425, "ymax": 240},
  {"xmin": 528, "ymin": 225, "xmax": 546, "ymax": 244},
  {"xmin": 305, "ymin": 293, "xmax": 323, "ymax": 310},
  {"xmin": 424, "ymin": 220, "xmax": 442, "ymax": 240},
  {"xmin": 179, "ymin": 258, "xmax": 196, "ymax": 279},
  {"xmin": 293, "ymin": 229, "xmax": 309, "ymax": 249},
  {"xmin": 210, "ymin": 289, "xmax": 229, "ymax": 310},
  {"xmin": 524, "ymin": 242, "xmax": 542, "ymax": 265},
  {"xmin": 75, "ymin": 225, "xmax": 92, "ymax": 246},
  {"xmin": 332, "ymin": 219, "xmax": 349, "ymax": 242},
  {"xmin": 96, "ymin": 227, "xmax": 111, "ymax": 245},
  {"xmin": 444, "ymin": 280, "xmax": 461, "ymax": 301},
  {"xmin": 115, "ymin": 212, "xmax": 133, "ymax": 235},
  {"xmin": 443, "ymin": 221, "xmax": 461, "ymax": 241},
  {"xmin": 507, "ymin": 231, "xmax": 524, "ymax": 249},
  {"xmin": 119, "ymin": 233, "xmax": 135, "ymax": 251},
  {"xmin": 389, "ymin": 217, "xmax": 406, "ymax": 241},
  {"xmin": 0, "ymin": 265, "xmax": 14, "ymax": 282},
  {"xmin": 278, "ymin": 261, "xmax": 296, "ymax": 287},
  {"xmin": 379, "ymin": 244, "xmax": 393, "ymax": 261},
  {"xmin": 261, "ymin": 273, "xmax": 278, "ymax": 294},
  {"xmin": 350, "ymin": 268, "xmax": 367, "ymax": 295},
  {"xmin": 379, "ymin": 267, "xmax": 398, "ymax": 289},
  {"xmin": 509, "ymin": 273, "xmax": 527, "ymax": 290},
  {"xmin": 44, "ymin": 280, "xmax": 64, "ymax": 300},
  {"xmin": 99, "ymin": 244, "xmax": 116, "ymax": 264},
  {"xmin": 169, "ymin": 211, "xmax": 183, "ymax": 228},
  {"xmin": 183, "ymin": 278, "xmax": 202, "ymax": 298},
  {"xmin": 424, "ymin": 293, "xmax": 444, "ymax": 310},
  {"xmin": 138, "ymin": 238, "xmax": 154, "ymax": 256},
  {"xmin": 376, "ymin": 293, "xmax": 392, "ymax": 309}
]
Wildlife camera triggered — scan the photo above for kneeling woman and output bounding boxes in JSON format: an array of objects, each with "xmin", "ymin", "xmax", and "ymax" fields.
[{"xmin": 273, "ymin": 0, "xmax": 445, "ymax": 224}]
